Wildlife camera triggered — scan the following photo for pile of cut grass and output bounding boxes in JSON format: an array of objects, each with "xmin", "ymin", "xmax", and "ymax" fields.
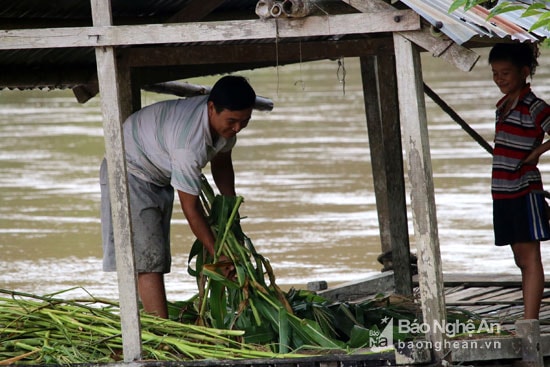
[{"xmin": 0, "ymin": 289, "xmax": 306, "ymax": 365}]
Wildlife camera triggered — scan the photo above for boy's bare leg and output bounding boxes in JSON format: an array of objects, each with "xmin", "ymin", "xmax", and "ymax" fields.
[{"xmin": 512, "ymin": 241, "xmax": 544, "ymax": 319}]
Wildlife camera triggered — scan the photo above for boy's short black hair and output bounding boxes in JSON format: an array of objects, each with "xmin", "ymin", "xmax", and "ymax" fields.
[
  {"xmin": 208, "ymin": 75, "xmax": 256, "ymax": 112},
  {"xmin": 488, "ymin": 43, "xmax": 539, "ymax": 76}
]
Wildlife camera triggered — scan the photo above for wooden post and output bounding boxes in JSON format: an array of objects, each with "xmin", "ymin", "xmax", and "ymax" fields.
[
  {"xmin": 393, "ymin": 34, "xmax": 448, "ymax": 362},
  {"xmin": 91, "ymin": 0, "xmax": 142, "ymax": 361},
  {"xmin": 360, "ymin": 54, "xmax": 412, "ymax": 296},
  {"xmin": 515, "ymin": 319, "xmax": 543, "ymax": 366}
]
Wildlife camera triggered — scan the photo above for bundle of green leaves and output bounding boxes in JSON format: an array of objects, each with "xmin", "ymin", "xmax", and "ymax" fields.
[{"xmin": 177, "ymin": 176, "xmax": 490, "ymax": 354}]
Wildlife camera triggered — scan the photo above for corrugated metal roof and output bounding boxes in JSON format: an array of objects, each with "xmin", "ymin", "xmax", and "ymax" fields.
[
  {"xmin": 0, "ymin": 0, "xmax": 257, "ymax": 22},
  {"xmin": 399, "ymin": 0, "xmax": 550, "ymax": 45}
]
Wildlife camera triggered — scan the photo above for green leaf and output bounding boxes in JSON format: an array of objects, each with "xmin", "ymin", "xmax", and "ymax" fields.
[
  {"xmin": 248, "ymin": 297, "xmax": 262, "ymax": 326},
  {"xmin": 522, "ymin": 3, "xmax": 547, "ymax": 17},
  {"xmin": 489, "ymin": 3, "xmax": 527, "ymax": 18},
  {"xmin": 234, "ymin": 264, "xmax": 246, "ymax": 288},
  {"xmin": 208, "ymin": 280, "xmax": 227, "ymax": 329},
  {"xmin": 202, "ymin": 266, "xmax": 240, "ymax": 290},
  {"xmin": 530, "ymin": 11, "xmax": 550, "ymax": 31},
  {"xmin": 448, "ymin": 0, "xmax": 492, "ymax": 12},
  {"xmin": 187, "ymin": 239, "xmax": 204, "ymax": 277},
  {"xmin": 288, "ymin": 316, "xmax": 344, "ymax": 349},
  {"xmin": 330, "ymin": 303, "xmax": 359, "ymax": 339},
  {"xmin": 448, "ymin": 0, "xmax": 469, "ymax": 13},
  {"xmin": 349, "ymin": 325, "xmax": 373, "ymax": 348},
  {"xmin": 278, "ymin": 307, "xmax": 290, "ymax": 354},
  {"xmin": 240, "ymin": 322, "xmax": 277, "ymax": 346},
  {"xmin": 254, "ymin": 297, "xmax": 281, "ymax": 327}
]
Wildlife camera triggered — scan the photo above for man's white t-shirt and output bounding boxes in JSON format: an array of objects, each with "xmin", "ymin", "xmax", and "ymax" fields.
[{"xmin": 123, "ymin": 95, "xmax": 236, "ymax": 195}]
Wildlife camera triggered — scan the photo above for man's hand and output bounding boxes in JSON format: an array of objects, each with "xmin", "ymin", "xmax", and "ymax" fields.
[{"xmin": 216, "ymin": 255, "xmax": 236, "ymax": 280}]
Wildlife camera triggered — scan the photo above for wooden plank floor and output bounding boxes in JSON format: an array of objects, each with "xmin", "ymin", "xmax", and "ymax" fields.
[
  {"xmin": 314, "ymin": 273, "xmax": 550, "ymax": 365},
  {"xmin": 427, "ymin": 273, "xmax": 550, "ymax": 333},
  {"xmin": 321, "ymin": 272, "xmax": 550, "ymax": 332}
]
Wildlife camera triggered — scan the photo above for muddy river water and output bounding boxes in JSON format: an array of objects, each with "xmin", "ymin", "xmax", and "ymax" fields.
[{"xmin": 2, "ymin": 49, "xmax": 550, "ymax": 301}]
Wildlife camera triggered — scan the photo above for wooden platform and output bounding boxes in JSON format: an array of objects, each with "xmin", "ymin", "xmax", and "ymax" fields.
[
  {"xmin": 440, "ymin": 273, "xmax": 550, "ymax": 334},
  {"xmin": 318, "ymin": 272, "xmax": 550, "ymax": 328},
  {"xmin": 316, "ymin": 272, "xmax": 550, "ymax": 366}
]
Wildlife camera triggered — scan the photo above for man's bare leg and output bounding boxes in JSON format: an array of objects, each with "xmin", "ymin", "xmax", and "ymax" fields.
[{"xmin": 137, "ymin": 272, "xmax": 168, "ymax": 319}]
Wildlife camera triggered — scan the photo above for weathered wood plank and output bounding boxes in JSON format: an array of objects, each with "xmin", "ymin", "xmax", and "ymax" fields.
[
  {"xmin": 444, "ymin": 286, "xmax": 504, "ymax": 303},
  {"xmin": 400, "ymin": 28, "xmax": 480, "ymax": 72},
  {"xmin": 484, "ymin": 289, "xmax": 524, "ymax": 302},
  {"xmin": 440, "ymin": 273, "xmax": 525, "ymax": 285},
  {"xmin": 0, "ymin": 12, "xmax": 420, "ymax": 50},
  {"xmin": 464, "ymin": 303, "xmax": 512, "ymax": 315},
  {"xmin": 122, "ymin": 38, "xmax": 394, "ymax": 67},
  {"xmin": 466, "ymin": 290, "xmax": 511, "ymax": 302},
  {"xmin": 450, "ymin": 336, "xmax": 521, "ymax": 361},
  {"xmin": 393, "ymin": 33, "xmax": 448, "ymax": 363},
  {"xmin": 417, "ymin": 273, "xmax": 550, "ymax": 288},
  {"xmin": 91, "ymin": 0, "xmax": 142, "ymax": 361},
  {"xmin": 360, "ymin": 54, "xmax": 412, "ymax": 296},
  {"xmin": 538, "ymin": 307, "xmax": 550, "ymax": 318},
  {"xmin": 0, "ymin": 39, "xmax": 394, "ymax": 90},
  {"xmin": 516, "ymin": 320, "xmax": 544, "ymax": 366},
  {"xmin": 318, "ymin": 271, "xmax": 395, "ymax": 302},
  {"xmin": 396, "ymin": 334, "xmax": 550, "ymax": 363},
  {"xmin": 444, "ymin": 285, "xmax": 467, "ymax": 295},
  {"xmin": 456, "ymin": 287, "xmax": 513, "ymax": 302},
  {"xmin": 399, "ymin": 334, "xmax": 550, "ymax": 363},
  {"xmin": 82, "ymin": 351, "xmax": 396, "ymax": 367}
]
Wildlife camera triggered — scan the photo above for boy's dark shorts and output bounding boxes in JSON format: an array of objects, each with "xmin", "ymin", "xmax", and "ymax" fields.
[{"xmin": 493, "ymin": 191, "xmax": 550, "ymax": 246}]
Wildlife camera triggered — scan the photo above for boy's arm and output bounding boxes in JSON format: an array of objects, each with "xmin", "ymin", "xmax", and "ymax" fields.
[{"xmin": 524, "ymin": 139, "xmax": 550, "ymax": 165}]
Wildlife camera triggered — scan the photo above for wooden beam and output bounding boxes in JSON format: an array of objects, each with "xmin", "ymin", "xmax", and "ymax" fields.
[
  {"xmin": 142, "ymin": 81, "xmax": 274, "ymax": 111},
  {"xmin": 400, "ymin": 27, "xmax": 480, "ymax": 72},
  {"xmin": 122, "ymin": 38, "xmax": 393, "ymax": 67},
  {"xmin": 318, "ymin": 271, "xmax": 396, "ymax": 302},
  {"xmin": 91, "ymin": 0, "xmax": 142, "ymax": 361},
  {"xmin": 360, "ymin": 54, "xmax": 412, "ymax": 296},
  {"xmin": 393, "ymin": 33, "xmax": 448, "ymax": 362},
  {"xmin": 0, "ymin": 12, "xmax": 420, "ymax": 50},
  {"xmin": 0, "ymin": 39, "xmax": 393, "ymax": 90},
  {"xmin": 167, "ymin": 0, "xmax": 224, "ymax": 23}
]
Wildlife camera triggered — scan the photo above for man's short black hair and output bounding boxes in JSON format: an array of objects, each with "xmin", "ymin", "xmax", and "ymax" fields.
[{"xmin": 208, "ymin": 75, "xmax": 256, "ymax": 112}]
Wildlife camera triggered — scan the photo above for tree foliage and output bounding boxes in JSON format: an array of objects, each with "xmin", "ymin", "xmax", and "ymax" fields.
[{"xmin": 449, "ymin": 1, "xmax": 550, "ymax": 33}]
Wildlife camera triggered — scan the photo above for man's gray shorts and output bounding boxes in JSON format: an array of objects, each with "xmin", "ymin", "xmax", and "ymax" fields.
[{"xmin": 100, "ymin": 159, "xmax": 174, "ymax": 273}]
